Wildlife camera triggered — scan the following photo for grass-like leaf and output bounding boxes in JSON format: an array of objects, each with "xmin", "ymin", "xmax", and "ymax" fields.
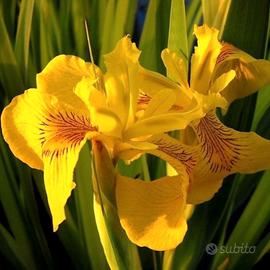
[{"xmin": 167, "ymin": 0, "xmax": 188, "ymax": 68}]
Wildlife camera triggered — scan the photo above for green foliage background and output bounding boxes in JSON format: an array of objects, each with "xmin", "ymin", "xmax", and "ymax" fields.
[{"xmin": 0, "ymin": 0, "xmax": 269, "ymax": 269}]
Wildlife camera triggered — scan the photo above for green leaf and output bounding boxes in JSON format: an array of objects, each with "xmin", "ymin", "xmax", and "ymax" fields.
[
  {"xmin": 98, "ymin": 0, "xmax": 116, "ymax": 68},
  {"xmin": 210, "ymin": 2, "xmax": 270, "ymax": 269},
  {"xmin": 32, "ymin": 169, "xmax": 89, "ymax": 270},
  {"xmin": 0, "ymin": 0, "xmax": 17, "ymax": 39},
  {"xmin": 0, "ymin": 12, "xmax": 24, "ymax": 98},
  {"xmin": 0, "ymin": 143, "xmax": 37, "ymax": 269},
  {"xmin": 92, "ymin": 143, "xmax": 141, "ymax": 270},
  {"xmin": 37, "ymin": 0, "xmax": 61, "ymax": 68},
  {"xmin": 58, "ymin": 0, "xmax": 73, "ymax": 53},
  {"xmin": 118, "ymin": 158, "xmax": 142, "ymax": 179},
  {"xmin": 186, "ymin": 0, "xmax": 201, "ymax": 58},
  {"xmin": 168, "ymin": 180, "xmax": 236, "ymax": 270},
  {"xmin": 222, "ymin": 0, "xmax": 269, "ymax": 58},
  {"xmin": 252, "ymin": 232, "xmax": 270, "ymax": 264},
  {"xmin": 112, "ymin": 0, "xmax": 137, "ymax": 46},
  {"xmin": 0, "ymin": 224, "xmax": 25, "ymax": 269},
  {"xmin": 14, "ymin": 0, "xmax": 34, "ymax": 81},
  {"xmin": 74, "ymin": 143, "xmax": 109, "ymax": 270},
  {"xmin": 223, "ymin": 0, "xmax": 270, "ymax": 130},
  {"xmin": 216, "ymin": 172, "xmax": 270, "ymax": 269},
  {"xmin": 252, "ymin": 85, "xmax": 270, "ymax": 130},
  {"xmin": 167, "ymin": 0, "xmax": 188, "ymax": 70},
  {"xmin": 139, "ymin": 0, "xmax": 171, "ymax": 73},
  {"xmin": 98, "ymin": 0, "xmax": 137, "ymax": 69},
  {"xmin": 19, "ymin": 164, "xmax": 54, "ymax": 269},
  {"xmin": 201, "ymin": 0, "xmax": 231, "ymax": 35}
]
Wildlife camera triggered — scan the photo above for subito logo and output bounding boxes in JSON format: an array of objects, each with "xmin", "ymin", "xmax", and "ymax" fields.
[{"xmin": 205, "ymin": 243, "xmax": 218, "ymax": 255}]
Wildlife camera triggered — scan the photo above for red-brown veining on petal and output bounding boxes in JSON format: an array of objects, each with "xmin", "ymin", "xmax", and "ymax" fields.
[
  {"xmin": 137, "ymin": 91, "xmax": 151, "ymax": 106},
  {"xmin": 137, "ymin": 92, "xmax": 183, "ymax": 111},
  {"xmin": 195, "ymin": 113, "xmax": 241, "ymax": 173},
  {"xmin": 216, "ymin": 42, "xmax": 237, "ymax": 64},
  {"xmin": 171, "ymin": 104, "xmax": 184, "ymax": 110},
  {"xmin": 39, "ymin": 110, "xmax": 97, "ymax": 159},
  {"xmin": 152, "ymin": 137, "xmax": 197, "ymax": 175}
]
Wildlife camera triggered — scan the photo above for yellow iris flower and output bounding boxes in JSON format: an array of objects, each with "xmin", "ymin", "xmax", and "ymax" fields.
[
  {"xmin": 161, "ymin": 24, "xmax": 270, "ymax": 204},
  {"xmin": 2, "ymin": 25, "xmax": 269, "ymax": 252},
  {"xmin": 1, "ymin": 36, "xmax": 202, "ymax": 251},
  {"xmin": 137, "ymin": 23, "xmax": 270, "ymax": 246}
]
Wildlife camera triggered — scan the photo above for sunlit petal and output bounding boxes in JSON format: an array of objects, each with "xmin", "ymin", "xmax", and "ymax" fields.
[
  {"xmin": 124, "ymin": 106, "xmax": 203, "ymax": 140},
  {"xmin": 75, "ymin": 78, "xmax": 122, "ymax": 138},
  {"xmin": 191, "ymin": 25, "xmax": 222, "ymax": 94},
  {"xmin": 1, "ymin": 89, "xmax": 96, "ymax": 230},
  {"xmin": 161, "ymin": 48, "xmax": 189, "ymax": 88},
  {"xmin": 214, "ymin": 42, "xmax": 270, "ymax": 103},
  {"xmin": 209, "ymin": 70, "xmax": 236, "ymax": 94},
  {"xmin": 139, "ymin": 67, "xmax": 194, "ymax": 112},
  {"xmin": 104, "ymin": 36, "xmax": 141, "ymax": 127},
  {"xmin": 116, "ymin": 174, "xmax": 188, "ymax": 251},
  {"xmin": 188, "ymin": 111, "xmax": 270, "ymax": 203},
  {"xmin": 142, "ymin": 89, "xmax": 176, "ymax": 118},
  {"xmin": 147, "ymin": 134, "xmax": 198, "ymax": 175},
  {"xmin": 37, "ymin": 55, "xmax": 102, "ymax": 108},
  {"xmin": 139, "ymin": 67, "xmax": 177, "ymax": 97}
]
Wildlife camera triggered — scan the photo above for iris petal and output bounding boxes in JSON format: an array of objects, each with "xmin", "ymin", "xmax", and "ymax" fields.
[
  {"xmin": 161, "ymin": 48, "xmax": 189, "ymax": 89},
  {"xmin": 139, "ymin": 65, "xmax": 194, "ymax": 112},
  {"xmin": 124, "ymin": 107, "xmax": 203, "ymax": 140},
  {"xmin": 104, "ymin": 36, "xmax": 141, "ymax": 127},
  {"xmin": 190, "ymin": 25, "xmax": 221, "ymax": 94},
  {"xmin": 142, "ymin": 89, "xmax": 176, "ymax": 118},
  {"xmin": 147, "ymin": 134, "xmax": 198, "ymax": 175},
  {"xmin": 214, "ymin": 42, "xmax": 270, "ymax": 103},
  {"xmin": 37, "ymin": 55, "xmax": 102, "ymax": 108},
  {"xmin": 1, "ymin": 89, "xmax": 96, "ymax": 229},
  {"xmin": 74, "ymin": 78, "xmax": 123, "ymax": 138},
  {"xmin": 189, "ymin": 112, "xmax": 270, "ymax": 203},
  {"xmin": 116, "ymin": 174, "xmax": 188, "ymax": 251},
  {"xmin": 139, "ymin": 67, "xmax": 178, "ymax": 97}
]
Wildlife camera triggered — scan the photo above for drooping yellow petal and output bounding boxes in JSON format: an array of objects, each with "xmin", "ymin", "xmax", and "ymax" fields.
[
  {"xmin": 214, "ymin": 42, "xmax": 270, "ymax": 103},
  {"xmin": 1, "ymin": 89, "xmax": 96, "ymax": 230},
  {"xmin": 188, "ymin": 177, "xmax": 223, "ymax": 204},
  {"xmin": 104, "ymin": 36, "xmax": 141, "ymax": 127},
  {"xmin": 1, "ymin": 89, "xmax": 45, "ymax": 169},
  {"xmin": 161, "ymin": 48, "xmax": 189, "ymax": 89},
  {"xmin": 188, "ymin": 111, "xmax": 270, "ymax": 204},
  {"xmin": 190, "ymin": 25, "xmax": 222, "ymax": 94},
  {"xmin": 43, "ymin": 140, "xmax": 86, "ymax": 231},
  {"xmin": 37, "ymin": 55, "xmax": 102, "ymax": 108},
  {"xmin": 116, "ymin": 174, "xmax": 188, "ymax": 251}
]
